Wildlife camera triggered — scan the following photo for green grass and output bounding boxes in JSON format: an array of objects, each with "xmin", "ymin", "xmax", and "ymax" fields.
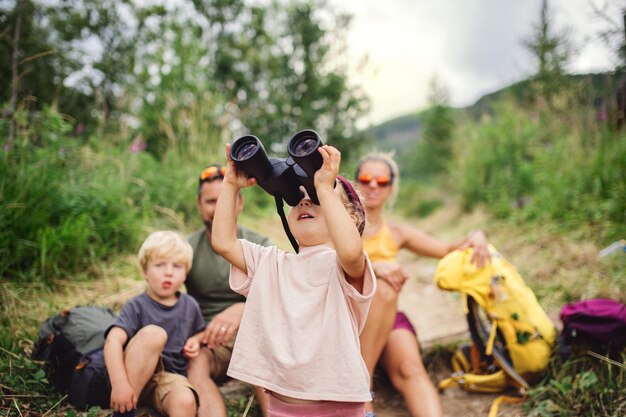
[
  {"xmin": 526, "ymin": 349, "xmax": 626, "ymax": 417},
  {"xmin": 451, "ymin": 99, "xmax": 626, "ymax": 243}
]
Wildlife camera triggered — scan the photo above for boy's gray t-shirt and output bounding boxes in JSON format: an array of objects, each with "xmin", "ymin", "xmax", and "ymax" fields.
[{"xmin": 106, "ymin": 292, "xmax": 206, "ymax": 376}]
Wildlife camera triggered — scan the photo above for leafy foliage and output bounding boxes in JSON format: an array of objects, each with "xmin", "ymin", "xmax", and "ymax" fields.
[
  {"xmin": 526, "ymin": 350, "xmax": 626, "ymax": 417},
  {"xmin": 1, "ymin": 0, "xmax": 366, "ymax": 284},
  {"xmin": 451, "ymin": 98, "xmax": 626, "ymax": 242},
  {"xmin": 1, "ymin": 0, "xmax": 367, "ymax": 158}
]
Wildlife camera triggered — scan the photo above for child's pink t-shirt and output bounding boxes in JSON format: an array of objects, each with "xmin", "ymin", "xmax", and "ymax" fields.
[{"xmin": 227, "ymin": 240, "xmax": 376, "ymax": 402}]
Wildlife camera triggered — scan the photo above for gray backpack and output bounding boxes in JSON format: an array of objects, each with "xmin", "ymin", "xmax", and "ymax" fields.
[{"xmin": 32, "ymin": 305, "xmax": 117, "ymax": 392}]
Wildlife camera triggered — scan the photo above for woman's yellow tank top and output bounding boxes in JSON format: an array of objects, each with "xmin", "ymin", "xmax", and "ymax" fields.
[{"xmin": 363, "ymin": 220, "xmax": 400, "ymax": 262}]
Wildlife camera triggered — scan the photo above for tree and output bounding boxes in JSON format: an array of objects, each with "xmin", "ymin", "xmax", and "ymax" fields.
[
  {"xmin": 591, "ymin": 1, "xmax": 626, "ymax": 69},
  {"xmin": 407, "ymin": 75, "xmax": 455, "ymax": 177},
  {"xmin": 192, "ymin": 0, "xmax": 369, "ymax": 159},
  {"xmin": 0, "ymin": 0, "xmax": 139, "ymax": 137},
  {"xmin": 129, "ymin": 5, "xmax": 222, "ymax": 158},
  {"xmin": 523, "ymin": 0, "xmax": 572, "ymax": 102}
]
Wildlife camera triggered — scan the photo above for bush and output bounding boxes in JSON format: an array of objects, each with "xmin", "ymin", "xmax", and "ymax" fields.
[
  {"xmin": 396, "ymin": 179, "xmax": 444, "ymax": 218},
  {"xmin": 0, "ymin": 107, "xmax": 227, "ymax": 283},
  {"xmin": 452, "ymin": 99, "xmax": 626, "ymax": 242},
  {"xmin": 453, "ymin": 103, "xmax": 539, "ymax": 218}
]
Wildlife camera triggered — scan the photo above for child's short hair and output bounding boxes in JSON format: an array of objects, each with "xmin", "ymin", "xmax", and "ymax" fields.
[
  {"xmin": 138, "ymin": 231, "xmax": 193, "ymax": 273},
  {"xmin": 337, "ymin": 176, "xmax": 366, "ymax": 236}
]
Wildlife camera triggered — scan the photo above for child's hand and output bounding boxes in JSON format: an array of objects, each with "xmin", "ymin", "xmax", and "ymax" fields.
[
  {"xmin": 314, "ymin": 145, "xmax": 341, "ymax": 191},
  {"xmin": 224, "ymin": 143, "xmax": 257, "ymax": 189},
  {"xmin": 110, "ymin": 380, "xmax": 137, "ymax": 413},
  {"xmin": 183, "ymin": 338, "xmax": 200, "ymax": 359}
]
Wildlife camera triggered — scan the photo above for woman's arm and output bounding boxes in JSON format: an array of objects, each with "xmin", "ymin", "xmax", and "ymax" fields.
[
  {"xmin": 395, "ymin": 223, "xmax": 491, "ymax": 266},
  {"xmin": 211, "ymin": 144, "xmax": 256, "ymax": 272},
  {"xmin": 316, "ymin": 146, "xmax": 366, "ymax": 288}
]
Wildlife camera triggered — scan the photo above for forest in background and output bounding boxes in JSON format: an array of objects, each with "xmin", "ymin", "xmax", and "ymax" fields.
[{"xmin": 1, "ymin": 0, "xmax": 626, "ymax": 415}]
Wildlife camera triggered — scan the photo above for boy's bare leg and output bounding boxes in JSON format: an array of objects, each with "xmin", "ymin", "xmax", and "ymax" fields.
[
  {"xmin": 124, "ymin": 325, "xmax": 167, "ymax": 398},
  {"xmin": 187, "ymin": 348, "xmax": 227, "ymax": 417},
  {"xmin": 161, "ymin": 387, "xmax": 198, "ymax": 417}
]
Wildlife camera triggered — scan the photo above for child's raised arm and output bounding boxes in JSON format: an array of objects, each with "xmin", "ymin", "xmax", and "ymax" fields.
[
  {"xmin": 315, "ymin": 145, "xmax": 366, "ymax": 287},
  {"xmin": 211, "ymin": 144, "xmax": 256, "ymax": 272}
]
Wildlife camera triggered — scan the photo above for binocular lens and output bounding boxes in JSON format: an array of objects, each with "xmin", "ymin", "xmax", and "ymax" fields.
[
  {"xmin": 234, "ymin": 142, "xmax": 258, "ymax": 160},
  {"xmin": 291, "ymin": 137, "xmax": 319, "ymax": 157}
]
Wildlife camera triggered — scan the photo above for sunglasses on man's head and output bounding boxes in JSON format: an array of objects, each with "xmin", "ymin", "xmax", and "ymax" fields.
[
  {"xmin": 199, "ymin": 165, "xmax": 227, "ymax": 182},
  {"xmin": 357, "ymin": 173, "xmax": 392, "ymax": 187}
]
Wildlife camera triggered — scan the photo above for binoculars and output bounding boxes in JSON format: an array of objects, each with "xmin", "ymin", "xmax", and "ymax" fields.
[{"xmin": 230, "ymin": 129, "xmax": 324, "ymax": 206}]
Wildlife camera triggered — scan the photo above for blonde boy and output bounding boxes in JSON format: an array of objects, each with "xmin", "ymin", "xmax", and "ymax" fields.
[{"xmin": 71, "ymin": 231, "xmax": 206, "ymax": 417}]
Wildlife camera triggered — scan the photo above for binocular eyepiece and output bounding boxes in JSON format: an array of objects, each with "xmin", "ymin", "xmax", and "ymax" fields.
[{"xmin": 230, "ymin": 129, "xmax": 324, "ymax": 206}]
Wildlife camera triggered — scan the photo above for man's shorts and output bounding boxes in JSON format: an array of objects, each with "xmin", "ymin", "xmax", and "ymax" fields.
[
  {"xmin": 69, "ymin": 349, "xmax": 198, "ymax": 413},
  {"xmin": 207, "ymin": 336, "xmax": 236, "ymax": 381}
]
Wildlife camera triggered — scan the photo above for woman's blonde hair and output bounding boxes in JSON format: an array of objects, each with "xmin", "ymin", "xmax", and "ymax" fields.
[
  {"xmin": 138, "ymin": 231, "xmax": 193, "ymax": 273},
  {"xmin": 354, "ymin": 151, "xmax": 400, "ymax": 207}
]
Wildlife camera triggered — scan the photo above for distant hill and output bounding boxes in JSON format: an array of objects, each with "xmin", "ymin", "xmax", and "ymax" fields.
[
  {"xmin": 364, "ymin": 71, "xmax": 624, "ymax": 154},
  {"xmin": 365, "ymin": 113, "xmax": 424, "ymax": 153}
]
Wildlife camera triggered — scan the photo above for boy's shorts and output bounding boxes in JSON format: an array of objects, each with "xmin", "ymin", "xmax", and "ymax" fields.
[
  {"xmin": 69, "ymin": 350, "xmax": 199, "ymax": 413},
  {"xmin": 141, "ymin": 364, "xmax": 199, "ymax": 415}
]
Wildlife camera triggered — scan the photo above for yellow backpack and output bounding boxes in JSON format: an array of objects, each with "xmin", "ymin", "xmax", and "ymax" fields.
[{"xmin": 434, "ymin": 246, "xmax": 557, "ymax": 416}]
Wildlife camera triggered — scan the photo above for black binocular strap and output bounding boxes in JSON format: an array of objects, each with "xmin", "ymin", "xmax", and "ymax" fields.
[{"xmin": 274, "ymin": 195, "xmax": 299, "ymax": 253}]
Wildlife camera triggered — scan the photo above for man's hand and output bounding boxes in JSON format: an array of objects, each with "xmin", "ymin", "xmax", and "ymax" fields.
[
  {"xmin": 201, "ymin": 303, "xmax": 245, "ymax": 349},
  {"xmin": 110, "ymin": 380, "xmax": 137, "ymax": 413},
  {"xmin": 372, "ymin": 261, "xmax": 409, "ymax": 292}
]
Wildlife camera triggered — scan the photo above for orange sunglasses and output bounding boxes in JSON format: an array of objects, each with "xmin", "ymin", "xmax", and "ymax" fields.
[
  {"xmin": 357, "ymin": 173, "xmax": 392, "ymax": 187},
  {"xmin": 199, "ymin": 165, "xmax": 227, "ymax": 182}
]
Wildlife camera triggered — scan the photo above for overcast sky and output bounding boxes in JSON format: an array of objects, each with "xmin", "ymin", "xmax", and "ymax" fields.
[{"xmin": 330, "ymin": 0, "xmax": 621, "ymax": 125}]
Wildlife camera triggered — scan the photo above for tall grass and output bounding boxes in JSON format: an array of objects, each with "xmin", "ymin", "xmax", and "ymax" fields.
[
  {"xmin": 452, "ymin": 98, "xmax": 626, "ymax": 243},
  {"xmin": 0, "ymin": 101, "xmax": 228, "ymax": 284}
]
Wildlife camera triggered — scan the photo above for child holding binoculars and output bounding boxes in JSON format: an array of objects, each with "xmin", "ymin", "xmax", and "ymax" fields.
[{"xmin": 212, "ymin": 143, "xmax": 376, "ymax": 416}]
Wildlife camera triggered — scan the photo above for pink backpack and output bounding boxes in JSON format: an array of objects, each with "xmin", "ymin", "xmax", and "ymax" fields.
[{"xmin": 559, "ymin": 298, "xmax": 626, "ymax": 355}]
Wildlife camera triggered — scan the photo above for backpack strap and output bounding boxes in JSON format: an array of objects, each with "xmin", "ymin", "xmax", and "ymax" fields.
[
  {"xmin": 486, "ymin": 319, "xmax": 498, "ymax": 356},
  {"xmin": 438, "ymin": 369, "xmax": 508, "ymax": 394},
  {"xmin": 488, "ymin": 393, "xmax": 527, "ymax": 417}
]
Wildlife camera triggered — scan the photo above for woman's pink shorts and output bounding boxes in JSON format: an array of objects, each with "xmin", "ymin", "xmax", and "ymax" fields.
[{"xmin": 393, "ymin": 311, "xmax": 416, "ymax": 334}]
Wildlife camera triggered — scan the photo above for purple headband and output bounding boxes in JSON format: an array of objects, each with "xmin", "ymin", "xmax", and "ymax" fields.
[{"xmin": 337, "ymin": 175, "xmax": 366, "ymax": 235}]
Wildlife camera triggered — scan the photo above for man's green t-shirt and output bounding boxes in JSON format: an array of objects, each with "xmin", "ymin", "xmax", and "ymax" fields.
[{"xmin": 186, "ymin": 227, "xmax": 272, "ymax": 322}]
